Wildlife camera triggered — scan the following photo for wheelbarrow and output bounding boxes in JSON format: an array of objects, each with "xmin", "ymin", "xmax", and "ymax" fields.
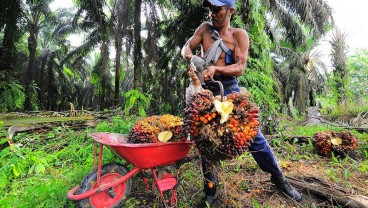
[{"xmin": 67, "ymin": 132, "xmax": 194, "ymax": 208}]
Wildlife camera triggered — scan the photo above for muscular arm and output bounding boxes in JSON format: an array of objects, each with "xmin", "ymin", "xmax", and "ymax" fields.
[
  {"xmin": 181, "ymin": 23, "xmax": 209, "ymax": 61},
  {"xmin": 203, "ymin": 29, "xmax": 249, "ymax": 79}
]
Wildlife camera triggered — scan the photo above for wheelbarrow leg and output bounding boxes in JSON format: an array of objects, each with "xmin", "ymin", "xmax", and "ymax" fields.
[
  {"xmin": 151, "ymin": 168, "xmax": 181, "ymax": 208},
  {"xmin": 92, "ymin": 141, "xmax": 104, "ymax": 184},
  {"xmin": 97, "ymin": 143, "xmax": 103, "ymax": 183}
]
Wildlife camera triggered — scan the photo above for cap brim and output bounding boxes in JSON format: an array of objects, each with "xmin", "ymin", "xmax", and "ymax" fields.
[{"xmin": 202, "ymin": 0, "xmax": 226, "ymax": 7}]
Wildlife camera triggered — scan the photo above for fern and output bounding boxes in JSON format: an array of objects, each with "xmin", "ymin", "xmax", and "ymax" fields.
[
  {"xmin": 29, "ymin": 81, "xmax": 40, "ymax": 111},
  {"xmin": 0, "ymin": 81, "xmax": 25, "ymax": 112},
  {"xmin": 124, "ymin": 89, "xmax": 152, "ymax": 116}
]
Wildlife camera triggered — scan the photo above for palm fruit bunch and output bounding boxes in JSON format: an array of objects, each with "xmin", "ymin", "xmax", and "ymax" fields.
[
  {"xmin": 312, "ymin": 130, "xmax": 358, "ymax": 156},
  {"xmin": 128, "ymin": 114, "xmax": 187, "ymax": 143},
  {"xmin": 184, "ymin": 90, "xmax": 259, "ymax": 161}
]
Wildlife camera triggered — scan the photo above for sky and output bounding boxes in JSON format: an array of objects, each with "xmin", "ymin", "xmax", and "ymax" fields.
[
  {"xmin": 50, "ymin": 0, "xmax": 368, "ymax": 65},
  {"xmin": 324, "ymin": 0, "xmax": 368, "ymax": 49},
  {"xmin": 316, "ymin": 0, "xmax": 368, "ymax": 68},
  {"xmin": 50, "ymin": 0, "xmax": 81, "ymax": 47}
]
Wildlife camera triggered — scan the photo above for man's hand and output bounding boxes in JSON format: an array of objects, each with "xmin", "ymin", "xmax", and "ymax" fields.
[
  {"xmin": 189, "ymin": 65, "xmax": 201, "ymax": 87},
  {"xmin": 181, "ymin": 42, "xmax": 193, "ymax": 61},
  {"xmin": 202, "ymin": 66, "xmax": 216, "ymax": 81}
]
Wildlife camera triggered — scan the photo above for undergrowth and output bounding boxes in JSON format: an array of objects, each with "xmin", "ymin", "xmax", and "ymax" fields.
[{"xmin": 0, "ymin": 116, "xmax": 367, "ymax": 207}]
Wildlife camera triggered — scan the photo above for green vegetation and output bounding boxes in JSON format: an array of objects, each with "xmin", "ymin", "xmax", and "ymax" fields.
[
  {"xmin": 0, "ymin": 81, "xmax": 25, "ymax": 112},
  {"xmin": 0, "ymin": 0, "xmax": 334, "ymax": 116},
  {"xmin": 0, "ymin": 0, "xmax": 367, "ymax": 207},
  {"xmin": 0, "ymin": 123, "xmax": 123, "ymax": 207},
  {"xmin": 0, "ymin": 116, "xmax": 367, "ymax": 207}
]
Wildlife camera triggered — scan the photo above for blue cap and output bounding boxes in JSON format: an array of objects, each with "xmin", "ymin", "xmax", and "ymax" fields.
[{"xmin": 203, "ymin": 0, "xmax": 234, "ymax": 7}]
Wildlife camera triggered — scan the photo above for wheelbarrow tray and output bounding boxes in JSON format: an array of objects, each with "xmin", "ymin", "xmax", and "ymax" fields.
[{"xmin": 89, "ymin": 133, "xmax": 193, "ymax": 169}]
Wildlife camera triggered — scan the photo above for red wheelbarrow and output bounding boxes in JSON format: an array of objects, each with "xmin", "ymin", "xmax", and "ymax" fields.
[{"xmin": 67, "ymin": 132, "xmax": 194, "ymax": 208}]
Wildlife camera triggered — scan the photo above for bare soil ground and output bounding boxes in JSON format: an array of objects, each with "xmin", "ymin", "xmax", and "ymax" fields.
[{"xmin": 127, "ymin": 143, "xmax": 368, "ymax": 208}]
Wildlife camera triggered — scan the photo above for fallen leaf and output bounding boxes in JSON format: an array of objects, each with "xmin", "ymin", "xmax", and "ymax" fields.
[
  {"xmin": 331, "ymin": 137, "xmax": 342, "ymax": 145},
  {"xmin": 158, "ymin": 131, "xmax": 173, "ymax": 142}
]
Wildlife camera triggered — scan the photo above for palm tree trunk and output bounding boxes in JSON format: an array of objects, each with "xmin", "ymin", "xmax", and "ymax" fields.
[
  {"xmin": 0, "ymin": 0, "xmax": 22, "ymax": 78},
  {"xmin": 98, "ymin": 40, "xmax": 110, "ymax": 109},
  {"xmin": 25, "ymin": 32, "xmax": 38, "ymax": 110},
  {"xmin": 133, "ymin": 0, "xmax": 142, "ymax": 88},
  {"xmin": 46, "ymin": 52, "xmax": 56, "ymax": 110},
  {"xmin": 114, "ymin": 28, "xmax": 123, "ymax": 106},
  {"xmin": 39, "ymin": 50, "xmax": 49, "ymax": 109}
]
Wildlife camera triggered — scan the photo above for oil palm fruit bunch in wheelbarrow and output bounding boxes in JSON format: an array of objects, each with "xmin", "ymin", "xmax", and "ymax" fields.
[
  {"xmin": 312, "ymin": 130, "xmax": 358, "ymax": 157},
  {"xmin": 128, "ymin": 114, "xmax": 187, "ymax": 143},
  {"xmin": 184, "ymin": 90, "xmax": 260, "ymax": 161}
]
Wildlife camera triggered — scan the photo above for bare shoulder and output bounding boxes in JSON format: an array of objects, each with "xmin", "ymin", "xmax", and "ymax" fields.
[
  {"xmin": 195, "ymin": 22, "xmax": 212, "ymax": 34},
  {"xmin": 232, "ymin": 28, "xmax": 249, "ymax": 40}
]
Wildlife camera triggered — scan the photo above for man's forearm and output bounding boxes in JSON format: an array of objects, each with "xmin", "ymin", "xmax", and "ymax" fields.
[
  {"xmin": 181, "ymin": 44, "xmax": 193, "ymax": 61},
  {"xmin": 217, "ymin": 63, "xmax": 245, "ymax": 76},
  {"xmin": 201, "ymin": 61, "xmax": 246, "ymax": 81}
]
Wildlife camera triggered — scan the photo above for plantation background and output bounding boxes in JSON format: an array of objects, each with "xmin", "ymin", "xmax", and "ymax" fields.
[{"xmin": 0, "ymin": 0, "xmax": 367, "ymax": 207}]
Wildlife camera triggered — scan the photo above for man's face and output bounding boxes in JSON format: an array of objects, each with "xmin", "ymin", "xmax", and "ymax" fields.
[{"xmin": 208, "ymin": 5, "xmax": 230, "ymax": 29}]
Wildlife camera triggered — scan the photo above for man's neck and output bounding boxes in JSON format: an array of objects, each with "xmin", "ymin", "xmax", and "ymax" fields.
[{"xmin": 217, "ymin": 24, "xmax": 231, "ymax": 36}]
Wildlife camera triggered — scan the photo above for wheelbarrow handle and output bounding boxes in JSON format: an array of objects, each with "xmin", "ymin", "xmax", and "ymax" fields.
[{"xmin": 190, "ymin": 56, "xmax": 224, "ymax": 101}]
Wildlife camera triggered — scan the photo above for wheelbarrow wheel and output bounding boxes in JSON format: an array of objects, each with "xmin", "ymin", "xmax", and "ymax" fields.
[{"xmin": 77, "ymin": 162, "xmax": 132, "ymax": 208}]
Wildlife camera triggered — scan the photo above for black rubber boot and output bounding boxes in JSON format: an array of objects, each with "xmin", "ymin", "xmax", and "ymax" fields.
[
  {"xmin": 198, "ymin": 159, "xmax": 219, "ymax": 207},
  {"xmin": 271, "ymin": 175, "xmax": 302, "ymax": 202},
  {"xmin": 198, "ymin": 195, "xmax": 217, "ymax": 208}
]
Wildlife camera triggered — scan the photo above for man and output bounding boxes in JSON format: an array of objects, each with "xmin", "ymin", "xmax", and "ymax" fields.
[{"xmin": 181, "ymin": 0, "xmax": 302, "ymax": 206}]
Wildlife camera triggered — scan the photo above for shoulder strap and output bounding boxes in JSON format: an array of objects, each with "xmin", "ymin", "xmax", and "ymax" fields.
[{"xmin": 204, "ymin": 29, "xmax": 231, "ymax": 66}]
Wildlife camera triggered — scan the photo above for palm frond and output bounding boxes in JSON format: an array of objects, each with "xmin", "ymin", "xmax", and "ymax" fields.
[
  {"xmin": 268, "ymin": 0, "xmax": 307, "ymax": 48},
  {"xmin": 329, "ymin": 27, "xmax": 348, "ymax": 71},
  {"xmin": 60, "ymin": 30, "xmax": 100, "ymax": 66}
]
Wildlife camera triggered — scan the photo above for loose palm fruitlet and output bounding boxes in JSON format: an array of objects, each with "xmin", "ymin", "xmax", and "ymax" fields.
[
  {"xmin": 184, "ymin": 90, "xmax": 260, "ymax": 161},
  {"xmin": 312, "ymin": 130, "xmax": 358, "ymax": 157},
  {"xmin": 128, "ymin": 114, "xmax": 187, "ymax": 143}
]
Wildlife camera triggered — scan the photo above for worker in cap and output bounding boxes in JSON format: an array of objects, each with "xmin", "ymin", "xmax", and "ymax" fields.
[{"xmin": 182, "ymin": 0, "xmax": 302, "ymax": 207}]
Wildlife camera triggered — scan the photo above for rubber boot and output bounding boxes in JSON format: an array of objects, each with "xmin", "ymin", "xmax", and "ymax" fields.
[
  {"xmin": 198, "ymin": 159, "xmax": 219, "ymax": 207},
  {"xmin": 271, "ymin": 175, "xmax": 302, "ymax": 202},
  {"xmin": 198, "ymin": 195, "xmax": 217, "ymax": 208}
]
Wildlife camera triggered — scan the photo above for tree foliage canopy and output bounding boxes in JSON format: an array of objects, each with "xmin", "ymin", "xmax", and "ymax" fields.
[{"xmin": 0, "ymin": 0, "xmax": 337, "ymax": 117}]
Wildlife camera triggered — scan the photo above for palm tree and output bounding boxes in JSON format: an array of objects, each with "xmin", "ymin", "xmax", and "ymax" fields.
[
  {"xmin": 133, "ymin": 0, "xmax": 142, "ymax": 88},
  {"xmin": 264, "ymin": 0, "xmax": 333, "ymax": 49},
  {"xmin": 146, "ymin": 1, "xmax": 208, "ymax": 114},
  {"xmin": 250, "ymin": 0, "xmax": 333, "ymax": 114},
  {"xmin": 23, "ymin": 0, "xmax": 53, "ymax": 110},
  {"xmin": 0, "ymin": 0, "xmax": 23, "ymax": 79},
  {"xmin": 0, "ymin": 0, "xmax": 25, "ymax": 112},
  {"xmin": 35, "ymin": 8, "xmax": 93, "ymax": 110},
  {"xmin": 273, "ymin": 48, "xmax": 328, "ymax": 113},
  {"xmin": 111, "ymin": 0, "xmax": 132, "ymax": 106},
  {"xmin": 330, "ymin": 27, "xmax": 349, "ymax": 106},
  {"xmin": 69, "ymin": 0, "xmax": 111, "ymax": 109},
  {"xmin": 150, "ymin": 0, "xmax": 333, "ymax": 115}
]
